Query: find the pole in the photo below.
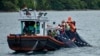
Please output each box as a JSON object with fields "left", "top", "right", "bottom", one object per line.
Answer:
{"left": 43, "top": 22, "right": 45, "bottom": 36}
{"left": 33, "top": 0, "right": 37, "bottom": 19}
{"left": 21, "top": 21, "right": 23, "bottom": 34}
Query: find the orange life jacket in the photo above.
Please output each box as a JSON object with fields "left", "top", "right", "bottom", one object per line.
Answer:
{"left": 68, "top": 22, "right": 76, "bottom": 32}
{"left": 66, "top": 17, "right": 76, "bottom": 32}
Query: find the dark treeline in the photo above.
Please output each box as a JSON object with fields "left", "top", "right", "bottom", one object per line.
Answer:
{"left": 0, "top": 0, "right": 100, "bottom": 11}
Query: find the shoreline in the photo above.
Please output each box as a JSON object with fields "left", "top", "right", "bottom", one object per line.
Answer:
{"left": 0, "top": 9, "right": 100, "bottom": 12}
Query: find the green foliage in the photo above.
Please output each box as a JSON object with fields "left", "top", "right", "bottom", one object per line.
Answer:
{"left": 1, "top": 1, "right": 18, "bottom": 11}
{"left": 0, "top": 0, "right": 100, "bottom": 11}
{"left": 91, "top": 0, "right": 100, "bottom": 9}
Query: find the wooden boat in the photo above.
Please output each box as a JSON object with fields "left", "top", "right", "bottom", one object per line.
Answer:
{"left": 7, "top": 18, "right": 65, "bottom": 52}
{"left": 7, "top": 34, "right": 64, "bottom": 52}
{"left": 7, "top": 10, "right": 91, "bottom": 52}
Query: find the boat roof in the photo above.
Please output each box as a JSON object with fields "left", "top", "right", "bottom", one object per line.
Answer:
{"left": 19, "top": 19, "right": 49, "bottom": 22}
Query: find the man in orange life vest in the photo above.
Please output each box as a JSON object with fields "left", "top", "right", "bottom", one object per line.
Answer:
{"left": 66, "top": 17, "right": 76, "bottom": 32}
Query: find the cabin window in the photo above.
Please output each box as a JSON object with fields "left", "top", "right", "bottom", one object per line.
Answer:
{"left": 23, "top": 21, "right": 35, "bottom": 34}
{"left": 22, "top": 21, "right": 40, "bottom": 34}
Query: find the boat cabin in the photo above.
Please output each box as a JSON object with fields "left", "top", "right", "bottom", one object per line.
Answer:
{"left": 19, "top": 19, "right": 49, "bottom": 36}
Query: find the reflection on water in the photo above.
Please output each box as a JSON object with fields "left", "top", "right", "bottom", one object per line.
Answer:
{"left": 0, "top": 10, "right": 100, "bottom": 56}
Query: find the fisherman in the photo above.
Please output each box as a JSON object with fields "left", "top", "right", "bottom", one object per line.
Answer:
{"left": 23, "top": 21, "right": 29, "bottom": 34}
{"left": 65, "top": 22, "right": 70, "bottom": 31}
{"left": 23, "top": 21, "right": 36, "bottom": 35}
{"left": 66, "top": 17, "right": 76, "bottom": 32}
{"left": 47, "top": 29, "right": 52, "bottom": 36}
{"left": 26, "top": 10, "right": 31, "bottom": 15}
{"left": 25, "top": 10, "right": 31, "bottom": 18}
{"left": 51, "top": 30, "right": 56, "bottom": 37}
{"left": 36, "top": 22, "right": 40, "bottom": 34}
{"left": 31, "top": 21, "right": 36, "bottom": 34}
{"left": 57, "top": 24, "right": 61, "bottom": 29}
{"left": 60, "top": 20, "right": 66, "bottom": 34}
{"left": 21, "top": 5, "right": 31, "bottom": 18}
{"left": 21, "top": 5, "right": 30, "bottom": 15}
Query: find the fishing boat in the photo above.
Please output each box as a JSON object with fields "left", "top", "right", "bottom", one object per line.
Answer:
{"left": 7, "top": 8, "right": 91, "bottom": 52}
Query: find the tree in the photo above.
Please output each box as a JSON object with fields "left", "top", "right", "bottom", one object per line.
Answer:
{"left": 0, "top": 0, "right": 100, "bottom": 11}
{"left": 1, "top": 0, "right": 18, "bottom": 11}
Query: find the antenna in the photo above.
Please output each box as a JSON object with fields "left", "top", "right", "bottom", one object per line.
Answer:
{"left": 34, "top": 0, "right": 36, "bottom": 10}
{"left": 33, "top": 0, "right": 37, "bottom": 19}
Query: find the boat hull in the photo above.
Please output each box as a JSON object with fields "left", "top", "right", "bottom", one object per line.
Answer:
{"left": 7, "top": 31, "right": 91, "bottom": 52}
{"left": 7, "top": 34, "right": 64, "bottom": 52}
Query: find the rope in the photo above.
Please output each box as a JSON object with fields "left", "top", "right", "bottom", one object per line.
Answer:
{"left": 32, "top": 40, "right": 39, "bottom": 50}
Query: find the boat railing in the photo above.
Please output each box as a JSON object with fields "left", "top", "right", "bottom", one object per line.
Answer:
{"left": 19, "top": 10, "right": 48, "bottom": 20}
